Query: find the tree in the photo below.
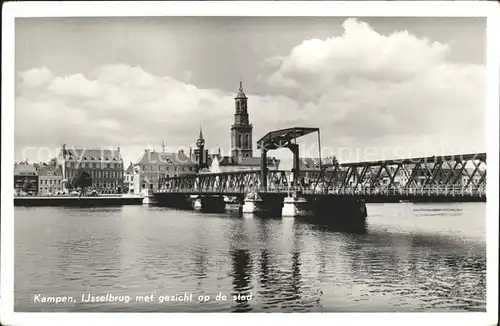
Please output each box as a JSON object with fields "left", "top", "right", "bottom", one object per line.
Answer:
{"left": 71, "top": 169, "right": 92, "bottom": 195}
{"left": 62, "top": 179, "right": 72, "bottom": 191}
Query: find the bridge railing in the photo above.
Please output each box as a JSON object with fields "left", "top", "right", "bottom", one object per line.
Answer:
{"left": 261, "top": 185, "right": 486, "bottom": 196}
{"left": 156, "top": 184, "right": 486, "bottom": 197}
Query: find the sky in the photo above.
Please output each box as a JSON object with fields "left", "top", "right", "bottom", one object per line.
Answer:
{"left": 14, "top": 16, "right": 487, "bottom": 166}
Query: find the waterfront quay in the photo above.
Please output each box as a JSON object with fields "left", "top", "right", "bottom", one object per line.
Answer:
{"left": 14, "top": 194, "right": 143, "bottom": 207}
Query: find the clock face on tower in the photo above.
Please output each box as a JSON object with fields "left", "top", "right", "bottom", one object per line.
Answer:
{"left": 197, "top": 139, "right": 205, "bottom": 147}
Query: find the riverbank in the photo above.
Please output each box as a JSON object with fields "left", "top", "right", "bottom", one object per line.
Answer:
{"left": 14, "top": 195, "right": 143, "bottom": 207}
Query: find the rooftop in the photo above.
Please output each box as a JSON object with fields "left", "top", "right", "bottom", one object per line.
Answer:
{"left": 14, "top": 163, "right": 38, "bottom": 176}
{"left": 62, "top": 148, "right": 123, "bottom": 162}
{"left": 125, "top": 162, "right": 134, "bottom": 173}
{"left": 136, "top": 149, "right": 195, "bottom": 166}
{"left": 38, "top": 166, "right": 63, "bottom": 177}
{"left": 215, "top": 156, "right": 280, "bottom": 167}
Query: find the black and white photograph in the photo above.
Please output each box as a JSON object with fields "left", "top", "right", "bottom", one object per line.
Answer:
{"left": 1, "top": 1, "right": 499, "bottom": 325}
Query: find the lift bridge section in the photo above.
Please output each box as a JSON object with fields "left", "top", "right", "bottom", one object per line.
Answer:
{"left": 157, "top": 127, "right": 487, "bottom": 200}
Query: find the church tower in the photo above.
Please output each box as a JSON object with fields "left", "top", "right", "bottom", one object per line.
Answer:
{"left": 231, "top": 81, "right": 253, "bottom": 158}
{"left": 195, "top": 126, "right": 207, "bottom": 171}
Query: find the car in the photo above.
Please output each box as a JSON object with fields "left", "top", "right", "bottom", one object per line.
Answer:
{"left": 69, "top": 191, "right": 80, "bottom": 196}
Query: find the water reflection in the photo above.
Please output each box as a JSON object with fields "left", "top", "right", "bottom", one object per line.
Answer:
{"left": 230, "top": 249, "right": 253, "bottom": 312}
{"left": 15, "top": 203, "right": 486, "bottom": 312}
{"left": 340, "top": 231, "right": 486, "bottom": 311}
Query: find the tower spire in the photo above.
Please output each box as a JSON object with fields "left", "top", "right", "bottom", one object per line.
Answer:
{"left": 235, "top": 78, "right": 247, "bottom": 99}
{"left": 161, "top": 140, "right": 165, "bottom": 153}
{"left": 231, "top": 78, "right": 252, "bottom": 159}
{"left": 196, "top": 124, "right": 206, "bottom": 171}
{"left": 199, "top": 124, "right": 204, "bottom": 141}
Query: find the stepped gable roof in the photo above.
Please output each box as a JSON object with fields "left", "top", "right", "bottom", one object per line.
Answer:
{"left": 14, "top": 163, "right": 38, "bottom": 176}
{"left": 65, "top": 148, "right": 122, "bottom": 161}
{"left": 38, "top": 166, "right": 63, "bottom": 177}
{"left": 125, "top": 162, "right": 134, "bottom": 173}
{"left": 136, "top": 150, "right": 194, "bottom": 165}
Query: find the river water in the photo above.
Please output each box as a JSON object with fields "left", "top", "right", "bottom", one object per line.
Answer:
{"left": 14, "top": 202, "right": 486, "bottom": 312}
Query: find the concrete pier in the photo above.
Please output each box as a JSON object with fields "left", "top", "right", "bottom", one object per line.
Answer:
{"left": 151, "top": 191, "right": 366, "bottom": 232}
{"left": 306, "top": 196, "right": 367, "bottom": 232}
{"left": 242, "top": 191, "right": 263, "bottom": 214}
{"left": 193, "top": 197, "right": 203, "bottom": 210}
{"left": 282, "top": 193, "right": 311, "bottom": 217}
{"left": 191, "top": 196, "right": 226, "bottom": 213}
{"left": 154, "top": 193, "right": 193, "bottom": 209}
{"left": 225, "top": 196, "right": 243, "bottom": 214}
{"left": 141, "top": 189, "right": 154, "bottom": 205}
{"left": 14, "top": 195, "right": 143, "bottom": 207}
{"left": 242, "top": 197, "right": 263, "bottom": 214}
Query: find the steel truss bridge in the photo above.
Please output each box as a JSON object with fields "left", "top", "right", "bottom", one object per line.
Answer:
{"left": 156, "top": 127, "right": 486, "bottom": 200}
{"left": 157, "top": 152, "right": 487, "bottom": 199}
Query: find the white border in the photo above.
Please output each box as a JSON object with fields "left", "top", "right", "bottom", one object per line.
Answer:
{"left": 2, "top": 1, "right": 499, "bottom": 326}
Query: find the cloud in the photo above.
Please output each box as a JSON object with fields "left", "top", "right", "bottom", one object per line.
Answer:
{"left": 259, "top": 18, "right": 486, "bottom": 158}
{"left": 48, "top": 74, "right": 104, "bottom": 98}
{"left": 16, "top": 64, "right": 264, "bottom": 163}
{"left": 15, "top": 18, "right": 486, "bottom": 164}
{"left": 18, "top": 66, "right": 53, "bottom": 88}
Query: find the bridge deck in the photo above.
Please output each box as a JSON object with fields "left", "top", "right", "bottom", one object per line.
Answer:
{"left": 155, "top": 185, "right": 486, "bottom": 197}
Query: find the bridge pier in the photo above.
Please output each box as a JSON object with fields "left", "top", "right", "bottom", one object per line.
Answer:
{"left": 242, "top": 192, "right": 264, "bottom": 215}
{"left": 224, "top": 196, "right": 244, "bottom": 213}
{"left": 193, "top": 196, "right": 203, "bottom": 210}
{"left": 306, "top": 196, "right": 367, "bottom": 232}
{"left": 152, "top": 193, "right": 193, "bottom": 209}
{"left": 192, "top": 195, "right": 226, "bottom": 213}
{"left": 242, "top": 192, "right": 284, "bottom": 217}
{"left": 282, "top": 192, "right": 312, "bottom": 217}
{"left": 142, "top": 189, "right": 157, "bottom": 205}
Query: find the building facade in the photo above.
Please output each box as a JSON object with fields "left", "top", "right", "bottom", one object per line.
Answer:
{"left": 124, "top": 162, "right": 134, "bottom": 193}
{"left": 38, "top": 166, "right": 63, "bottom": 195}
{"left": 231, "top": 81, "right": 253, "bottom": 159}
{"left": 14, "top": 162, "right": 38, "bottom": 195}
{"left": 133, "top": 148, "right": 197, "bottom": 192}
{"left": 58, "top": 145, "right": 124, "bottom": 194}
{"left": 209, "top": 155, "right": 280, "bottom": 173}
